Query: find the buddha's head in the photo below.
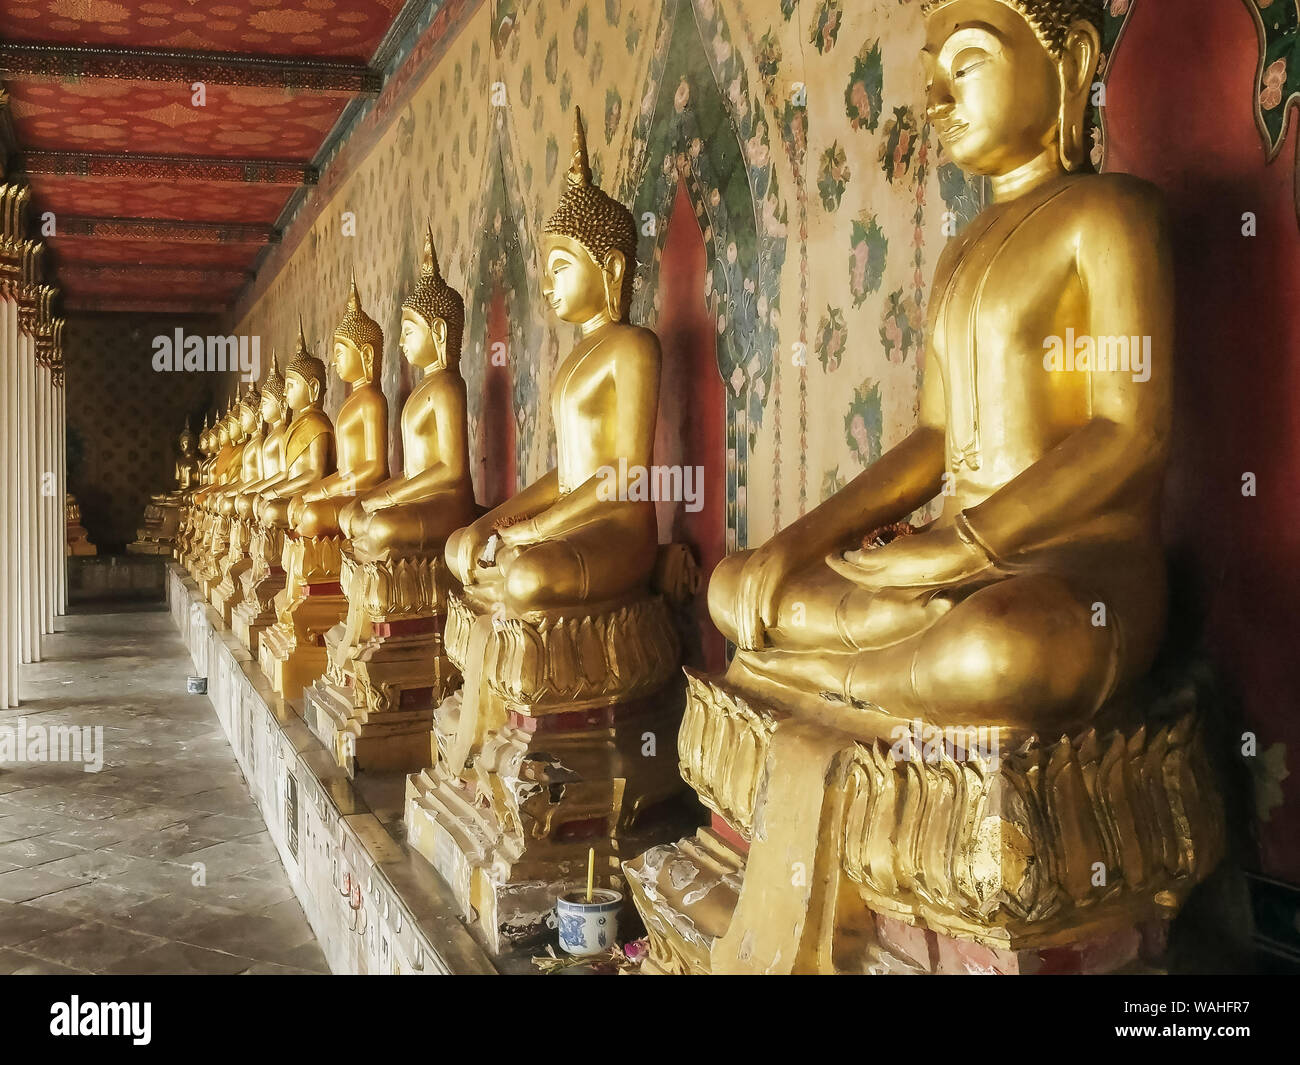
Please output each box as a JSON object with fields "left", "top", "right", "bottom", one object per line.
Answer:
{"left": 333, "top": 277, "right": 383, "bottom": 386}
{"left": 541, "top": 106, "right": 637, "bottom": 327}
{"left": 178, "top": 418, "right": 196, "bottom": 457}
{"left": 261, "top": 350, "right": 288, "bottom": 425}
{"left": 921, "top": 0, "right": 1100, "bottom": 176}
{"left": 215, "top": 417, "right": 230, "bottom": 450}
{"left": 238, "top": 381, "right": 262, "bottom": 437}
{"left": 401, "top": 223, "right": 464, "bottom": 371}
{"left": 286, "top": 318, "right": 328, "bottom": 414}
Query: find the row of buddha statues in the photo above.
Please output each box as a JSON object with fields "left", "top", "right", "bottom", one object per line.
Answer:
{"left": 158, "top": 0, "right": 1224, "bottom": 974}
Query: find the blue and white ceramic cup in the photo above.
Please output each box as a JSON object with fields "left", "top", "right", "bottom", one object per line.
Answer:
{"left": 555, "top": 888, "right": 622, "bottom": 956}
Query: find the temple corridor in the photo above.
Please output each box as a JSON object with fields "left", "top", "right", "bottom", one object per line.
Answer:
{"left": 0, "top": 606, "right": 327, "bottom": 975}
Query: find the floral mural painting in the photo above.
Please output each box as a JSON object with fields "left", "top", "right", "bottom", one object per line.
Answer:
{"left": 878, "top": 105, "right": 919, "bottom": 184}
{"left": 815, "top": 305, "right": 848, "bottom": 372}
{"left": 845, "top": 39, "right": 885, "bottom": 134}
{"left": 1245, "top": 0, "right": 1300, "bottom": 221}
{"left": 810, "top": 0, "right": 844, "bottom": 54}
{"left": 848, "top": 211, "right": 887, "bottom": 306}
{"left": 817, "top": 140, "right": 851, "bottom": 211}
{"left": 844, "top": 378, "right": 884, "bottom": 467}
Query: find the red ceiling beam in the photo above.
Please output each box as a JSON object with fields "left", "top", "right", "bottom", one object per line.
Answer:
{"left": 59, "top": 264, "right": 251, "bottom": 286}
{"left": 0, "top": 42, "right": 381, "bottom": 96}
{"left": 22, "top": 150, "right": 317, "bottom": 186}
{"left": 58, "top": 216, "right": 278, "bottom": 244}
{"left": 62, "top": 294, "right": 227, "bottom": 315}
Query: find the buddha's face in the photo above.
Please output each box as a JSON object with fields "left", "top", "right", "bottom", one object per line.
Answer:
{"left": 399, "top": 310, "right": 439, "bottom": 368}
{"left": 333, "top": 338, "right": 365, "bottom": 384}
{"left": 923, "top": 0, "right": 1059, "bottom": 176}
{"left": 180, "top": 433, "right": 195, "bottom": 456}
{"left": 239, "top": 404, "right": 258, "bottom": 435}
{"left": 261, "top": 392, "right": 282, "bottom": 424}
{"left": 216, "top": 424, "right": 229, "bottom": 448}
{"left": 285, "top": 370, "right": 313, "bottom": 413}
{"left": 542, "top": 235, "right": 609, "bottom": 325}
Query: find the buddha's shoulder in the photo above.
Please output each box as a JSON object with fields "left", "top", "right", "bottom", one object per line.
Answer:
{"left": 291, "top": 409, "right": 333, "bottom": 436}
{"left": 606, "top": 322, "right": 661, "bottom": 360}
{"left": 1052, "top": 171, "right": 1166, "bottom": 219}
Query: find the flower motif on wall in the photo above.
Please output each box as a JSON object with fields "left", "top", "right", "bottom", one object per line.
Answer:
{"left": 937, "top": 158, "right": 985, "bottom": 233}
{"left": 845, "top": 40, "right": 885, "bottom": 133}
{"left": 574, "top": 3, "right": 590, "bottom": 57}
{"left": 821, "top": 466, "right": 847, "bottom": 502}
{"left": 879, "top": 288, "right": 925, "bottom": 364}
{"left": 605, "top": 88, "right": 623, "bottom": 141}
{"left": 756, "top": 30, "right": 781, "bottom": 85}
{"left": 781, "top": 0, "right": 799, "bottom": 21}
{"left": 844, "top": 378, "right": 884, "bottom": 467}
{"left": 878, "top": 105, "right": 919, "bottom": 184}
{"left": 810, "top": 0, "right": 844, "bottom": 55}
{"left": 817, "top": 140, "right": 851, "bottom": 211}
{"left": 605, "top": 0, "right": 622, "bottom": 26}
{"left": 545, "top": 36, "right": 559, "bottom": 83}
{"left": 848, "top": 211, "right": 888, "bottom": 306}
{"left": 815, "top": 305, "right": 848, "bottom": 371}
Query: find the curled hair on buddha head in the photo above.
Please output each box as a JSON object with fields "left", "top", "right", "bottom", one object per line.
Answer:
{"left": 920, "top": 0, "right": 1102, "bottom": 58}
{"left": 334, "top": 275, "right": 384, "bottom": 383}
{"left": 261, "top": 349, "right": 286, "bottom": 405}
{"left": 542, "top": 106, "right": 638, "bottom": 322}
{"left": 402, "top": 222, "right": 465, "bottom": 365}
{"left": 239, "top": 379, "right": 261, "bottom": 419}
{"left": 286, "top": 314, "right": 328, "bottom": 399}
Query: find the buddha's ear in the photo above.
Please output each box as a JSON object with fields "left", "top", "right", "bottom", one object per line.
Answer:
{"left": 1058, "top": 20, "right": 1101, "bottom": 172}
{"left": 360, "top": 342, "right": 375, "bottom": 381}
{"left": 601, "top": 249, "right": 627, "bottom": 321}
{"left": 431, "top": 316, "right": 448, "bottom": 352}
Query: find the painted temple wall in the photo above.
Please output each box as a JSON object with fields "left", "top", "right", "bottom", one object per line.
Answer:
{"left": 226, "top": 0, "right": 1300, "bottom": 882}
{"left": 65, "top": 312, "right": 220, "bottom": 552}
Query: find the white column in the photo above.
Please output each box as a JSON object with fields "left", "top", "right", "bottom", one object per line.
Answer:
{"left": 0, "top": 293, "right": 12, "bottom": 708}
{"left": 57, "top": 368, "right": 66, "bottom": 616}
{"left": 36, "top": 359, "right": 48, "bottom": 636}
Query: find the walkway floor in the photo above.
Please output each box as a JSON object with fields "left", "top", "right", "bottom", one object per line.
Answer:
{"left": 0, "top": 604, "right": 328, "bottom": 974}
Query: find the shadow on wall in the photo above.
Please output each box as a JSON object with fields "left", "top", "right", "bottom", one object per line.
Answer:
{"left": 1107, "top": 0, "right": 1300, "bottom": 882}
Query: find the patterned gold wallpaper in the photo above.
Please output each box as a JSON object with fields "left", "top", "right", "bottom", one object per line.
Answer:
{"left": 64, "top": 312, "right": 220, "bottom": 551}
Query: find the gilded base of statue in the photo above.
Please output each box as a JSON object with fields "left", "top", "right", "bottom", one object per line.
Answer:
{"left": 210, "top": 518, "right": 254, "bottom": 627}
{"left": 304, "top": 552, "right": 457, "bottom": 774}
{"left": 403, "top": 584, "right": 698, "bottom": 954}
{"left": 231, "top": 524, "right": 286, "bottom": 657}
{"left": 196, "top": 515, "right": 231, "bottom": 601}
{"left": 258, "top": 533, "right": 347, "bottom": 702}
{"left": 127, "top": 498, "right": 184, "bottom": 556}
{"left": 623, "top": 669, "right": 1225, "bottom": 975}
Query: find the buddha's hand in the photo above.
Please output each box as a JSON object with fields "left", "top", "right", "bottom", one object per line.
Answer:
{"left": 496, "top": 517, "right": 541, "bottom": 549}
{"left": 455, "top": 519, "right": 495, "bottom": 584}
{"left": 830, "top": 527, "right": 989, "bottom": 591}
{"left": 732, "top": 542, "right": 793, "bottom": 651}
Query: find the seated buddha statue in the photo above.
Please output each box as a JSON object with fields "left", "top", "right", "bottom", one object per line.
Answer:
{"left": 445, "top": 109, "right": 660, "bottom": 612}
{"left": 286, "top": 280, "right": 390, "bottom": 539}
{"left": 130, "top": 417, "right": 201, "bottom": 554}
{"left": 340, "top": 227, "right": 475, "bottom": 561}
{"left": 234, "top": 352, "right": 289, "bottom": 522}
{"left": 255, "top": 324, "right": 335, "bottom": 531}
{"left": 309, "top": 228, "right": 476, "bottom": 770}
{"left": 626, "top": 0, "right": 1221, "bottom": 977}
{"left": 405, "top": 111, "right": 690, "bottom": 952}
{"left": 710, "top": 0, "right": 1171, "bottom": 740}
{"left": 215, "top": 382, "right": 263, "bottom": 520}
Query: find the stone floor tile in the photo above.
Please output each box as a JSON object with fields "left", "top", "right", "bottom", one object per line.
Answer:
{"left": 17, "top": 920, "right": 166, "bottom": 970}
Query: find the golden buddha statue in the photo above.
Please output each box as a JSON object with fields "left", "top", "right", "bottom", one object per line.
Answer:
{"left": 214, "top": 365, "right": 284, "bottom": 625}
{"left": 625, "top": 0, "right": 1222, "bottom": 975}
{"left": 260, "top": 288, "right": 389, "bottom": 700}
{"left": 180, "top": 413, "right": 219, "bottom": 571}
{"left": 128, "top": 417, "right": 201, "bottom": 555}
{"left": 405, "top": 109, "right": 692, "bottom": 953}
{"left": 195, "top": 402, "right": 245, "bottom": 597}
{"left": 234, "top": 326, "right": 335, "bottom": 657}
{"left": 306, "top": 226, "right": 478, "bottom": 771}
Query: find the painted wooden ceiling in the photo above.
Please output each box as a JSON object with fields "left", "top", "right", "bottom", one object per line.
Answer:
{"left": 1, "top": 0, "right": 416, "bottom": 313}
